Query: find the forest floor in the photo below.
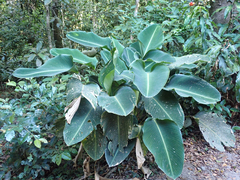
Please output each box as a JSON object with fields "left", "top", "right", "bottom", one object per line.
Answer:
{"left": 95, "top": 129, "right": 240, "bottom": 180}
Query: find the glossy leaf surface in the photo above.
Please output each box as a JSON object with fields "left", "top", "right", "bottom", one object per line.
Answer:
{"left": 165, "top": 74, "right": 221, "bottom": 104}
{"left": 131, "top": 60, "right": 169, "bottom": 98}
{"left": 82, "top": 126, "right": 107, "bottom": 160}
{"left": 101, "top": 112, "right": 133, "bottom": 153}
{"left": 138, "top": 24, "right": 164, "bottom": 56}
{"left": 143, "top": 118, "right": 184, "bottom": 179}
{"left": 143, "top": 90, "right": 184, "bottom": 128}
{"left": 105, "top": 139, "right": 136, "bottom": 167}
{"left": 50, "top": 48, "right": 98, "bottom": 68}
{"left": 63, "top": 98, "right": 104, "bottom": 146}
{"left": 98, "top": 86, "right": 136, "bottom": 116}
{"left": 144, "top": 50, "right": 175, "bottom": 63}
{"left": 13, "top": 55, "right": 73, "bottom": 78}
{"left": 67, "top": 31, "right": 111, "bottom": 48}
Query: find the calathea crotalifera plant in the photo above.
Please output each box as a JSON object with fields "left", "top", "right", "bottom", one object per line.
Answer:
{"left": 13, "top": 24, "right": 225, "bottom": 179}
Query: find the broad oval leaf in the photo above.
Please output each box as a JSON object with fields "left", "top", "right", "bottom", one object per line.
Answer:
{"left": 195, "top": 112, "right": 235, "bottom": 152}
{"left": 63, "top": 98, "right": 104, "bottom": 146}
{"left": 13, "top": 55, "right": 73, "bottom": 78}
{"left": 130, "top": 41, "right": 143, "bottom": 56}
{"left": 144, "top": 50, "right": 175, "bottom": 63}
{"left": 138, "top": 24, "right": 164, "bottom": 56}
{"left": 98, "top": 86, "right": 136, "bottom": 116}
{"left": 165, "top": 74, "right": 221, "bottom": 104}
{"left": 98, "top": 60, "right": 115, "bottom": 94}
{"left": 50, "top": 48, "right": 98, "bottom": 68}
{"left": 143, "top": 90, "right": 184, "bottom": 128}
{"left": 105, "top": 139, "right": 136, "bottom": 167}
{"left": 101, "top": 112, "right": 133, "bottom": 153}
{"left": 169, "top": 54, "right": 210, "bottom": 69}
{"left": 82, "top": 126, "right": 107, "bottom": 161}
{"left": 131, "top": 60, "right": 170, "bottom": 98}
{"left": 114, "top": 57, "right": 127, "bottom": 75}
{"left": 143, "top": 118, "right": 184, "bottom": 179}
{"left": 67, "top": 31, "right": 111, "bottom": 49}
{"left": 114, "top": 70, "right": 134, "bottom": 82}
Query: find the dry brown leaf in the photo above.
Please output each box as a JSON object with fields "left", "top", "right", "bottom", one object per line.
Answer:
{"left": 136, "top": 138, "right": 145, "bottom": 169}
{"left": 141, "top": 166, "right": 152, "bottom": 180}
{"left": 83, "top": 156, "right": 90, "bottom": 178}
{"left": 65, "top": 96, "right": 81, "bottom": 124}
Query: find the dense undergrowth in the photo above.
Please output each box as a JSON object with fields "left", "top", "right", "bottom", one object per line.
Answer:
{"left": 0, "top": 0, "right": 240, "bottom": 179}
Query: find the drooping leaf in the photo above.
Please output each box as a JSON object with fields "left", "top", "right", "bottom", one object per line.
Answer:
{"left": 101, "top": 112, "right": 133, "bottom": 153}
{"left": 138, "top": 24, "right": 164, "bottom": 56}
{"left": 143, "top": 90, "right": 184, "bottom": 128}
{"left": 98, "top": 86, "right": 136, "bottom": 116}
{"left": 67, "top": 31, "right": 111, "bottom": 49}
{"left": 67, "top": 78, "right": 100, "bottom": 108}
{"left": 13, "top": 55, "right": 73, "bottom": 78}
{"left": 195, "top": 112, "right": 235, "bottom": 151}
{"left": 169, "top": 54, "right": 210, "bottom": 69}
{"left": 164, "top": 74, "right": 221, "bottom": 104}
{"left": 144, "top": 50, "right": 175, "bottom": 63}
{"left": 142, "top": 118, "right": 184, "bottom": 179}
{"left": 100, "top": 49, "right": 112, "bottom": 64}
{"left": 121, "top": 47, "right": 139, "bottom": 66}
{"left": 50, "top": 48, "right": 98, "bottom": 68}
{"left": 131, "top": 60, "right": 170, "bottom": 98}
{"left": 105, "top": 139, "right": 136, "bottom": 167}
{"left": 98, "top": 60, "right": 115, "bottom": 94}
{"left": 136, "top": 138, "right": 145, "bottom": 169}
{"left": 82, "top": 126, "right": 107, "bottom": 161}
{"left": 63, "top": 98, "right": 104, "bottom": 146}
{"left": 65, "top": 96, "right": 81, "bottom": 124}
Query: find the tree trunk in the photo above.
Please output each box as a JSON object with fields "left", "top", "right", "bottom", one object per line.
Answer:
{"left": 52, "top": 0, "right": 63, "bottom": 48}
{"left": 209, "top": 0, "right": 234, "bottom": 25}
{"left": 46, "top": 4, "right": 53, "bottom": 51}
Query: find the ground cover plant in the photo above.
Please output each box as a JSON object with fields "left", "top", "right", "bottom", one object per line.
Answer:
{"left": 11, "top": 23, "right": 236, "bottom": 179}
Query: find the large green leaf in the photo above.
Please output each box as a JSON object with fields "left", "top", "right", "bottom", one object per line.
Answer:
{"left": 114, "top": 70, "right": 134, "bottom": 82}
{"left": 121, "top": 47, "right": 139, "bottom": 67}
{"left": 101, "top": 112, "right": 133, "bottom": 153}
{"left": 169, "top": 54, "right": 210, "bottom": 69}
{"left": 130, "top": 41, "right": 143, "bottom": 56}
{"left": 144, "top": 50, "right": 175, "bottom": 63}
{"left": 164, "top": 74, "right": 221, "bottom": 104}
{"left": 100, "top": 49, "right": 112, "bottom": 64}
{"left": 98, "top": 86, "right": 136, "bottom": 116}
{"left": 67, "top": 31, "right": 111, "bottom": 49}
{"left": 105, "top": 139, "right": 136, "bottom": 167}
{"left": 137, "top": 24, "right": 164, "bottom": 56}
{"left": 82, "top": 126, "right": 107, "bottom": 161}
{"left": 67, "top": 78, "right": 100, "bottom": 109}
{"left": 131, "top": 60, "right": 170, "bottom": 98}
{"left": 195, "top": 112, "right": 235, "bottom": 152}
{"left": 63, "top": 98, "right": 104, "bottom": 146}
{"left": 142, "top": 118, "right": 184, "bottom": 179}
{"left": 143, "top": 90, "right": 184, "bottom": 128}
{"left": 13, "top": 55, "right": 73, "bottom": 78}
{"left": 50, "top": 48, "right": 98, "bottom": 68}
{"left": 98, "top": 60, "right": 115, "bottom": 94}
